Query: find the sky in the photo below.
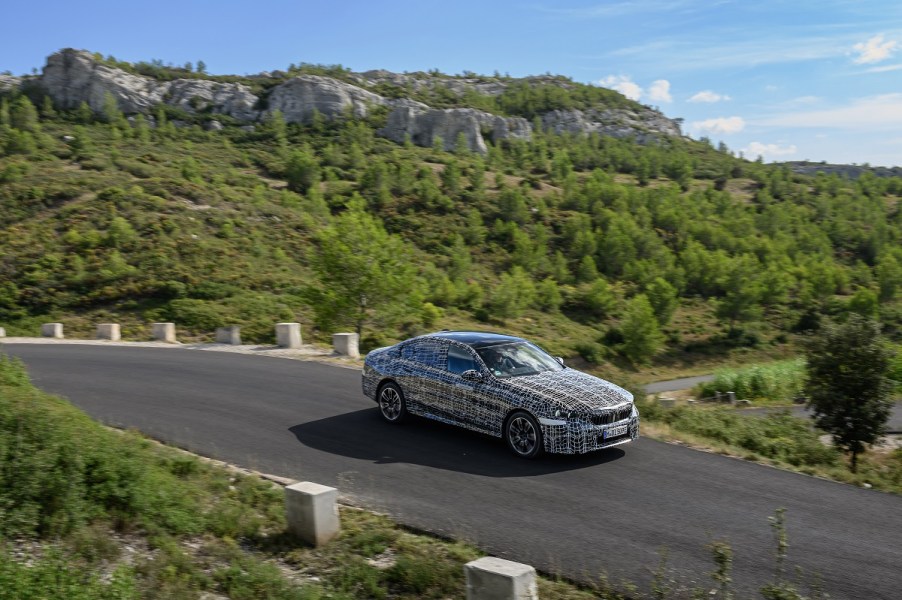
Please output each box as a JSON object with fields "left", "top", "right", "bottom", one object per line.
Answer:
{"left": 2, "top": 1, "right": 901, "bottom": 167}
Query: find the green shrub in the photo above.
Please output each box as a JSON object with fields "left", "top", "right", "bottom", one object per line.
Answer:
{"left": 696, "top": 359, "right": 806, "bottom": 403}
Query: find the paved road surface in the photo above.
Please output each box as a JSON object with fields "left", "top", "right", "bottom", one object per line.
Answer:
{"left": 5, "top": 344, "right": 901, "bottom": 600}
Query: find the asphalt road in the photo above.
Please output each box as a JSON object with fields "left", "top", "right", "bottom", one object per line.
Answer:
{"left": 5, "top": 343, "right": 901, "bottom": 599}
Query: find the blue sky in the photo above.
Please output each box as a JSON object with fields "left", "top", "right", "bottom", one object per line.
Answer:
{"left": 3, "top": 1, "right": 901, "bottom": 167}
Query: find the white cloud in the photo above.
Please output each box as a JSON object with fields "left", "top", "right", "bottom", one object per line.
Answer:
{"left": 599, "top": 75, "right": 642, "bottom": 100}
{"left": 866, "top": 63, "right": 902, "bottom": 73}
{"left": 648, "top": 79, "right": 672, "bottom": 103}
{"left": 853, "top": 34, "right": 898, "bottom": 64}
{"left": 690, "top": 116, "right": 746, "bottom": 135}
{"left": 688, "top": 90, "right": 731, "bottom": 103}
{"left": 759, "top": 93, "right": 902, "bottom": 130}
{"left": 742, "top": 142, "right": 798, "bottom": 160}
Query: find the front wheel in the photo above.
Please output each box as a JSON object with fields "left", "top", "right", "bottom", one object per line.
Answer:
{"left": 505, "top": 411, "right": 543, "bottom": 458}
{"left": 378, "top": 382, "right": 407, "bottom": 424}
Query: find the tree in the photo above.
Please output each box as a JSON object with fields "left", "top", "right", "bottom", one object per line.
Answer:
{"left": 284, "top": 148, "right": 320, "bottom": 193}
{"left": 619, "top": 294, "right": 664, "bottom": 364}
{"left": 309, "top": 196, "right": 422, "bottom": 336}
{"left": 805, "top": 315, "right": 895, "bottom": 472}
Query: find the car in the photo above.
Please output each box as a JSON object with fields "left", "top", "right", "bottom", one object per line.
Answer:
{"left": 362, "top": 331, "right": 639, "bottom": 458}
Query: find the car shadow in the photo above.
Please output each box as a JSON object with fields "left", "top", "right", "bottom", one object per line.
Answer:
{"left": 288, "top": 407, "right": 625, "bottom": 477}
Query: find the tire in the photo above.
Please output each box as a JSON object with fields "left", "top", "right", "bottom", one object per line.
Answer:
{"left": 378, "top": 382, "right": 407, "bottom": 424}
{"left": 505, "top": 410, "right": 543, "bottom": 459}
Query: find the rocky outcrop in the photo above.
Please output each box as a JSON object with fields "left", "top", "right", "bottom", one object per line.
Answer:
{"left": 39, "top": 49, "right": 258, "bottom": 120}
{"left": 0, "top": 74, "right": 22, "bottom": 93}
{"left": 543, "top": 107, "right": 681, "bottom": 142}
{"left": 380, "top": 106, "right": 531, "bottom": 154}
{"left": 21, "top": 48, "right": 682, "bottom": 154}
{"left": 266, "top": 75, "right": 389, "bottom": 122}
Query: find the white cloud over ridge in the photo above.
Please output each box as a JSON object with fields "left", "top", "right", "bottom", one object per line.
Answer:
{"left": 853, "top": 34, "right": 898, "bottom": 65}
{"left": 648, "top": 79, "right": 672, "bottom": 103}
{"left": 743, "top": 142, "right": 797, "bottom": 160}
{"left": 599, "top": 75, "right": 672, "bottom": 103}
{"left": 689, "top": 90, "right": 730, "bottom": 103}
{"left": 599, "top": 75, "right": 643, "bottom": 100}
{"left": 690, "top": 116, "right": 746, "bottom": 134}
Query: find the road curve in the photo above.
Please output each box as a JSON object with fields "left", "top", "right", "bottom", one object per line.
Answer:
{"left": 4, "top": 343, "right": 901, "bottom": 600}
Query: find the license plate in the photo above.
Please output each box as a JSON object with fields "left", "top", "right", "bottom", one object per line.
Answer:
{"left": 603, "top": 424, "right": 628, "bottom": 439}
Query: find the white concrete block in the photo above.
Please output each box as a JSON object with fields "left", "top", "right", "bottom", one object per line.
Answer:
{"left": 465, "top": 557, "right": 538, "bottom": 600}
{"left": 152, "top": 322, "right": 177, "bottom": 343}
{"left": 0, "top": 327, "right": 5, "bottom": 337}
{"left": 96, "top": 323, "right": 121, "bottom": 341}
{"left": 276, "top": 322, "right": 302, "bottom": 348}
{"left": 215, "top": 326, "right": 241, "bottom": 345}
{"left": 41, "top": 323, "right": 64, "bottom": 339}
{"left": 332, "top": 332, "right": 360, "bottom": 358}
{"left": 284, "top": 481, "right": 340, "bottom": 546}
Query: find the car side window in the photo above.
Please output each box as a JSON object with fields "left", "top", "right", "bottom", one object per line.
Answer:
{"left": 447, "top": 344, "right": 477, "bottom": 375}
{"left": 400, "top": 339, "right": 445, "bottom": 369}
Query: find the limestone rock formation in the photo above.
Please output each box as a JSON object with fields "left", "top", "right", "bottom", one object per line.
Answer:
{"left": 17, "top": 48, "right": 683, "bottom": 154}
{"left": 0, "top": 74, "right": 22, "bottom": 93}
{"left": 265, "top": 75, "right": 389, "bottom": 122}
{"left": 39, "top": 49, "right": 258, "bottom": 120}
{"left": 380, "top": 106, "right": 531, "bottom": 154}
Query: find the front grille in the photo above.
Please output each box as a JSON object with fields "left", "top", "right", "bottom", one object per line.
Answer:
{"left": 588, "top": 405, "right": 632, "bottom": 426}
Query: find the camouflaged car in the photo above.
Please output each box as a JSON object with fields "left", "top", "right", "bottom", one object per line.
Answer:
{"left": 362, "top": 331, "right": 639, "bottom": 458}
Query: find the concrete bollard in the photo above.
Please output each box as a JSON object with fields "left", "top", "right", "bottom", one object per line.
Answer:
{"left": 276, "top": 322, "right": 302, "bottom": 349}
{"left": 727, "top": 391, "right": 736, "bottom": 405}
{"left": 332, "top": 333, "right": 360, "bottom": 358}
{"left": 0, "top": 327, "right": 5, "bottom": 337}
{"left": 152, "top": 323, "right": 177, "bottom": 343}
{"left": 657, "top": 397, "right": 676, "bottom": 409}
{"left": 465, "top": 557, "right": 538, "bottom": 600}
{"left": 215, "top": 326, "right": 242, "bottom": 345}
{"left": 96, "top": 323, "right": 121, "bottom": 341}
{"left": 284, "top": 482, "right": 340, "bottom": 547}
{"left": 41, "top": 323, "right": 64, "bottom": 339}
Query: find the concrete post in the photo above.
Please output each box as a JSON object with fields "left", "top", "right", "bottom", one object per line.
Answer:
{"left": 215, "top": 326, "right": 242, "bottom": 345}
{"left": 41, "top": 323, "right": 64, "bottom": 339}
{"left": 284, "top": 482, "right": 340, "bottom": 547}
{"left": 152, "top": 323, "right": 177, "bottom": 343}
{"left": 465, "top": 557, "right": 538, "bottom": 600}
{"left": 276, "top": 323, "right": 302, "bottom": 349}
{"left": 332, "top": 333, "right": 360, "bottom": 358}
{"left": 727, "top": 391, "right": 736, "bottom": 405}
{"left": 715, "top": 391, "right": 722, "bottom": 403}
{"left": 96, "top": 323, "right": 121, "bottom": 341}
{"left": 0, "top": 327, "right": 5, "bottom": 337}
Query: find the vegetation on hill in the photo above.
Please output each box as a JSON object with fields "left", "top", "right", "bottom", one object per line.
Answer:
{"left": 1, "top": 64, "right": 901, "bottom": 379}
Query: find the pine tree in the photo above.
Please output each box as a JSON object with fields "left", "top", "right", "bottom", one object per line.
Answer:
{"left": 805, "top": 315, "right": 894, "bottom": 472}
{"left": 620, "top": 294, "right": 665, "bottom": 364}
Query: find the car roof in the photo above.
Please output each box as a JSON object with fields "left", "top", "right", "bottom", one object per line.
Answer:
{"left": 426, "top": 330, "right": 526, "bottom": 349}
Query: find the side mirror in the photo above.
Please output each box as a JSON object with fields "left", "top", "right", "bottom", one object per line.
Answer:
{"left": 461, "top": 369, "right": 484, "bottom": 382}
{"left": 555, "top": 356, "right": 565, "bottom": 367}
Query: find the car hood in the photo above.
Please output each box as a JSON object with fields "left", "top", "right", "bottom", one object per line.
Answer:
{"left": 501, "top": 368, "right": 632, "bottom": 411}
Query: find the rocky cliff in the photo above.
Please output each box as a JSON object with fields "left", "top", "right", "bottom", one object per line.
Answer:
{"left": 13, "top": 48, "right": 683, "bottom": 154}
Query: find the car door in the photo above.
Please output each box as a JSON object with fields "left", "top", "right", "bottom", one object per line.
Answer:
{"left": 439, "top": 343, "right": 504, "bottom": 434}
{"left": 397, "top": 338, "right": 448, "bottom": 416}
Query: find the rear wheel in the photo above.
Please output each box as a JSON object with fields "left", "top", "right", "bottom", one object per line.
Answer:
{"left": 378, "top": 382, "right": 407, "bottom": 424}
{"left": 505, "top": 410, "right": 543, "bottom": 458}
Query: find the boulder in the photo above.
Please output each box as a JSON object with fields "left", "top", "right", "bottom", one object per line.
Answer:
{"left": 266, "top": 75, "right": 388, "bottom": 123}
{"left": 165, "top": 79, "right": 259, "bottom": 121}
{"left": 381, "top": 106, "right": 531, "bottom": 154}
{"left": 0, "top": 74, "right": 22, "bottom": 93}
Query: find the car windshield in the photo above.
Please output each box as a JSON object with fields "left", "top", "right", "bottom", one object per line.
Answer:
{"left": 475, "top": 342, "right": 563, "bottom": 378}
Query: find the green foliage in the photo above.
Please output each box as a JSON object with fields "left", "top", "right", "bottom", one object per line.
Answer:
{"left": 619, "top": 294, "right": 664, "bottom": 364}
{"left": 696, "top": 359, "right": 807, "bottom": 404}
{"left": 0, "top": 548, "right": 138, "bottom": 600}
{"left": 805, "top": 315, "right": 895, "bottom": 471}
{"left": 309, "top": 196, "right": 423, "bottom": 335}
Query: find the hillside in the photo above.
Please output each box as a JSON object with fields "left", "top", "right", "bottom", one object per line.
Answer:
{"left": 1, "top": 50, "right": 901, "bottom": 380}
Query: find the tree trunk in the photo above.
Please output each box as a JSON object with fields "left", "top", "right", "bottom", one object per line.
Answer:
{"left": 850, "top": 450, "right": 858, "bottom": 473}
